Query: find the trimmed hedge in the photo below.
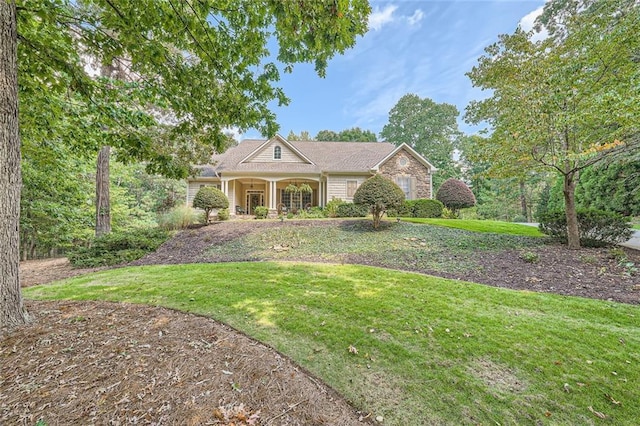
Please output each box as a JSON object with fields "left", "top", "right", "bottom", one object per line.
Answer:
{"left": 538, "top": 209, "right": 633, "bottom": 247}
{"left": 388, "top": 199, "right": 443, "bottom": 218}
{"left": 411, "top": 199, "right": 444, "bottom": 218}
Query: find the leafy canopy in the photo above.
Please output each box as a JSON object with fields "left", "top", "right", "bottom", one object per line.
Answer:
{"left": 436, "top": 178, "right": 476, "bottom": 215}
{"left": 354, "top": 174, "right": 405, "bottom": 229}
{"left": 17, "top": 0, "right": 372, "bottom": 177}
{"left": 380, "top": 94, "right": 461, "bottom": 187}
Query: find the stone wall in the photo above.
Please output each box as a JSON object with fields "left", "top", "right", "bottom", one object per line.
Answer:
{"left": 378, "top": 148, "right": 432, "bottom": 199}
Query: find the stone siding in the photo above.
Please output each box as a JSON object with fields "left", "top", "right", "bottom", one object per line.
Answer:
{"left": 378, "top": 149, "right": 432, "bottom": 199}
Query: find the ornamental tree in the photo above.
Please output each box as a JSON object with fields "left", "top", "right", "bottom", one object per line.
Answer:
{"left": 353, "top": 174, "right": 405, "bottom": 229}
{"left": 435, "top": 178, "right": 476, "bottom": 216}
{"left": 193, "top": 187, "right": 229, "bottom": 223}
{"left": 465, "top": 0, "right": 640, "bottom": 249}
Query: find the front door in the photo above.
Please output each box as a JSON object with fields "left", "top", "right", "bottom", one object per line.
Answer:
{"left": 246, "top": 191, "right": 264, "bottom": 214}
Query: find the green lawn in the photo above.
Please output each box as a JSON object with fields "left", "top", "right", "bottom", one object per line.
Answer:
{"left": 205, "top": 220, "right": 544, "bottom": 275}
{"left": 400, "top": 218, "right": 545, "bottom": 237}
{"left": 26, "top": 262, "right": 640, "bottom": 425}
{"left": 633, "top": 224, "right": 640, "bottom": 230}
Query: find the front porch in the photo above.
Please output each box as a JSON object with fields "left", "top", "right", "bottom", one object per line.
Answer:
{"left": 227, "top": 177, "right": 324, "bottom": 217}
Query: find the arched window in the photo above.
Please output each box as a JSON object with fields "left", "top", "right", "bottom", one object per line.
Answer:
{"left": 274, "top": 146, "right": 282, "bottom": 160}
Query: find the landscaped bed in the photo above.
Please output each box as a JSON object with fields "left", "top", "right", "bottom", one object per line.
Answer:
{"left": 4, "top": 219, "right": 640, "bottom": 425}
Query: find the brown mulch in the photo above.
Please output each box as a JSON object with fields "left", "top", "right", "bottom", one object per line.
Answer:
{"left": 3, "top": 220, "right": 640, "bottom": 425}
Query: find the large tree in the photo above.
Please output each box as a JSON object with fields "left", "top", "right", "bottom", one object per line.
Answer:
{"left": 316, "top": 127, "right": 377, "bottom": 142}
{"left": 0, "top": 0, "right": 371, "bottom": 329}
{"left": 380, "top": 94, "right": 461, "bottom": 188}
{"left": 466, "top": 0, "right": 640, "bottom": 249}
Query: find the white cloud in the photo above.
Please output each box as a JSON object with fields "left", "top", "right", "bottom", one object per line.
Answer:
{"left": 368, "top": 5, "right": 397, "bottom": 31}
{"left": 407, "top": 9, "right": 424, "bottom": 27}
{"left": 519, "top": 4, "right": 549, "bottom": 41}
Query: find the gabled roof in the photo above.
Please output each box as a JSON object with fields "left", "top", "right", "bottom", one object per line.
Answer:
{"left": 239, "top": 134, "right": 314, "bottom": 165}
{"left": 373, "top": 143, "right": 438, "bottom": 171}
{"left": 199, "top": 135, "right": 431, "bottom": 176}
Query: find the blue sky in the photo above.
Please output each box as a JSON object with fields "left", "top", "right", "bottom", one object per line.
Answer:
{"left": 244, "top": 0, "right": 546, "bottom": 140}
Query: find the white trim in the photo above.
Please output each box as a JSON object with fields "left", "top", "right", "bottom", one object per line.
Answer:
{"left": 373, "top": 143, "right": 437, "bottom": 171}
{"left": 238, "top": 134, "right": 315, "bottom": 165}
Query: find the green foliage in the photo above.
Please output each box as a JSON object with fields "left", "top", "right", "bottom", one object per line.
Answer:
{"left": 315, "top": 127, "right": 377, "bottom": 142}
{"left": 336, "top": 203, "right": 369, "bottom": 218}
{"left": 539, "top": 209, "right": 633, "bottom": 247}
{"left": 68, "top": 228, "right": 170, "bottom": 267}
{"left": 353, "top": 174, "right": 405, "bottom": 228}
{"left": 410, "top": 199, "right": 444, "bottom": 218}
{"left": 296, "top": 206, "right": 326, "bottom": 219}
{"left": 436, "top": 179, "right": 476, "bottom": 215}
{"left": 465, "top": 0, "right": 640, "bottom": 247}
{"left": 325, "top": 198, "right": 344, "bottom": 218}
{"left": 576, "top": 161, "right": 640, "bottom": 216}
{"left": 254, "top": 206, "right": 269, "bottom": 219}
{"left": 519, "top": 251, "right": 539, "bottom": 263}
{"left": 193, "top": 186, "right": 229, "bottom": 222}
{"left": 157, "top": 205, "right": 199, "bottom": 230}
{"left": 217, "top": 208, "right": 230, "bottom": 221}
{"left": 388, "top": 199, "right": 444, "bottom": 218}
{"left": 381, "top": 94, "right": 461, "bottom": 188}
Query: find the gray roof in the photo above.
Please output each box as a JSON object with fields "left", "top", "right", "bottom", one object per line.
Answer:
{"left": 202, "top": 139, "right": 397, "bottom": 175}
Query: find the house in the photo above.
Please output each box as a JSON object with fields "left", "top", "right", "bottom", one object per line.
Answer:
{"left": 187, "top": 134, "right": 436, "bottom": 216}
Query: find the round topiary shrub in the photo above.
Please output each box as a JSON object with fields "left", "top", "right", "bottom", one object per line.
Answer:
{"left": 353, "top": 174, "right": 405, "bottom": 228}
{"left": 435, "top": 178, "right": 476, "bottom": 217}
{"left": 192, "top": 186, "right": 229, "bottom": 223}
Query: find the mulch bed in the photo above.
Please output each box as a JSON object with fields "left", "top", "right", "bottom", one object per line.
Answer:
{"left": 3, "top": 219, "right": 639, "bottom": 425}
{"left": 1, "top": 300, "right": 367, "bottom": 425}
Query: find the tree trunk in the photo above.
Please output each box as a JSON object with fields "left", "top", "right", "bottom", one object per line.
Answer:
{"left": 519, "top": 180, "right": 528, "bottom": 220}
{"left": 95, "top": 146, "right": 111, "bottom": 236}
{"left": 0, "top": 1, "right": 29, "bottom": 329}
{"left": 563, "top": 172, "right": 580, "bottom": 249}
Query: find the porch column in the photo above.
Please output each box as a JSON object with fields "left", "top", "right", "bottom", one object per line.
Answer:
{"left": 222, "top": 179, "right": 228, "bottom": 197}
{"left": 269, "top": 180, "right": 277, "bottom": 210}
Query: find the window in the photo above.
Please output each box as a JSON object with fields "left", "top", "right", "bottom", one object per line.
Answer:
{"left": 280, "top": 189, "right": 312, "bottom": 210}
{"left": 274, "top": 146, "right": 282, "bottom": 160}
{"left": 396, "top": 176, "right": 412, "bottom": 199}
{"left": 346, "top": 180, "right": 358, "bottom": 197}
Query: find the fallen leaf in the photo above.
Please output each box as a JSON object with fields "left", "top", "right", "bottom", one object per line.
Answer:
{"left": 563, "top": 383, "right": 570, "bottom": 393}
{"left": 544, "top": 411, "right": 552, "bottom": 417}
{"left": 348, "top": 345, "right": 358, "bottom": 355}
{"left": 605, "top": 394, "right": 621, "bottom": 406}
{"left": 588, "top": 406, "right": 606, "bottom": 419}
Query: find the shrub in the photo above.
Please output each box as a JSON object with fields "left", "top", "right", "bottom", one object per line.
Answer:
{"left": 435, "top": 179, "right": 476, "bottom": 216}
{"left": 411, "top": 199, "right": 444, "bottom": 218}
{"left": 441, "top": 207, "right": 458, "bottom": 219}
{"left": 538, "top": 209, "right": 633, "bottom": 247}
{"left": 157, "top": 205, "right": 199, "bottom": 230}
{"left": 217, "top": 208, "right": 229, "bottom": 221}
{"left": 193, "top": 186, "right": 229, "bottom": 223}
{"left": 353, "top": 174, "right": 405, "bottom": 228}
{"left": 387, "top": 200, "right": 413, "bottom": 218}
{"left": 325, "top": 198, "right": 344, "bottom": 218}
{"left": 68, "top": 228, "right": 170, "bottom": 267}
{"left": 336, "top": 202, "right": 369, "bottom": 218}
{"left": 254, "top": 206, "right": 269, "bottom": 219}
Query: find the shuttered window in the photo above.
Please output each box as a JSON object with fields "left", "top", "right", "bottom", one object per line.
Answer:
{"left": 395, "top": 176, "right": 416, "bottom": 200}
{"left": 346, "top": 180, "right": 358, "bottom": 197}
